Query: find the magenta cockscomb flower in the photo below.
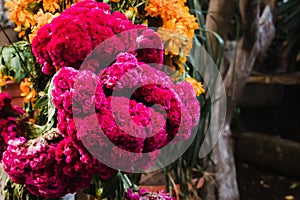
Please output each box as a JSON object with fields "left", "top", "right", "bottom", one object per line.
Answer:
{"left": 2, "top": 133, "right": 70, "bottom": 198}
{"left": 32, "top": 1, "right": 138, "bottom": 74}
{"left": 174, "top": 81, "right": 200, "bottom": 127}
{"left": 31, "top": 24, "right": 55, "bottom": 75}
{"left": 1, "top": 137, "right": 28, "bottom": 184}
{"left": 52, "top": 52, "right": 199, "bottom": 157}
{"left": 52, "top": 67, "right": 79, "bottom": 96}
{"left": 1, "top": 129, "right": 114, "bottom": 198}
{"left": 136, "top": 29, "right": 164, "bottom": 70}
{"left": 32, "top": 0, "right": 164, "bottom": 75}
{"left": 48, "top": 48, "right": 200, "bottom": 197}
{"left": 0, "top": 92, "right": 27, "bottom": 159}
{"left": 99, "top": 52, "right": 171, "bottom": 95}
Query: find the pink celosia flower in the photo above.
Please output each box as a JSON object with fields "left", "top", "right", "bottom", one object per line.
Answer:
{"left": 136, "top": 29, "right": 164, "bottom": 69}
{"left": 174, "top": 81, "right": 200, "bottom": 127}
{"left": 0, "top": 93, "right": 27, "bottom": 159}
{"left": 49, "top": 51, "right": 200, "bottom": 197}
{"left": 31, "top": 24, "right": 55, "bottom": 75}
{"left": 32, "top": 1, "right": 140, "bottom": 74}
{"left": 2, "top": 130, "right": 111, "bottom": 198}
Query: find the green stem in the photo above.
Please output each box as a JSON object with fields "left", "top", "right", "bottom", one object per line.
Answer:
{"left": 0, "top": 24, "right": 35, "bottom": 80}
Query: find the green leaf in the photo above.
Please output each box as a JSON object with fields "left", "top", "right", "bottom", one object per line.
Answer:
{"left": 42, "top": 110, "right": 55, "bottom": 133}
{"left": 47, "top": 95, "right": 56, "bottom": 121}
{"left": 1, "top": 46, "right": 15, "bottom": 63}
{"left": 27, "top": 1, "right": 42, "bottom": 13}
{"left": 34, "top": 94, "right": 48, "bottom": 109}
{"left": 100, "top": 171, "right": 131, "bottom": 199}
{"left": 8, "top": 56, "right": 26, "bottom": 83}
{"left": 26, "top": 122, "right": 44, "bottom": 139}
{"left": 0, "top": 63, "right": 7, "bottom": 73}
{"left": 278, "top": 0, "right": 299, "bottom": 14}
{"left": 0, "top": 41, "right": 36, "bottom": 82}
{"left": 42, "top": 77, "right": 56, "bottom": 132}
{"left": 120, "top": 173, "right": 132, "bottom": 189}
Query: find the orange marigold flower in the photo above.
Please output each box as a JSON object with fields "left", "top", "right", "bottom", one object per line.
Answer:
{"left": 164, "top": 54, "right": 186, "bottom": 77}
{"left": 20, "top": 78, "right": 37, "bottom": 104}
{"left": 145, "top": 0, "right": 198, "bottom": 57}
{"left": 5, "top": 0, "right": 36, "bottom": 36}
{"left": 110, "top": 0, "right": 120, "bottom": 2}
{"left": 185, "top": 77, "right": 205, "bottom": 96}
{"left": 65, "top": 0, "right": 82, "bottom": 8}
{"left": 29, "top": 10, "right": 59, "bottom": 42}
{"left": 29, "top": 118, "right": 36, "bottom": 123}
{"left": 0, "top": 73, "right": 14, "bottom": 87}
{"left": 43, "top": 0, "right": 60, "bottom": 13}
{"left": 158, "top": 28, "right": 189, "bottom": 56}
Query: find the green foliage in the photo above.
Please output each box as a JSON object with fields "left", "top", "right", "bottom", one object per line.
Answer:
{"left": 277, "top": 0, "right": 300, "bottom": 69}
{"left": 0, "top": 39, "right": 50, "bottom": 93}
{"left": 189, "top": 9, "right": 225, "bottom": 69}
{"left": 0, "top": 41, "right": 36, "bottom": 83}
{"left": 4, "top": 178, "right": 36, "bottom": 200}
{"left": 32, "top": 78, "right": 57, "bottom": 130}
{"left": 99, "top": 0, "right": 148, "bottom": 24}
{"left": 4, "top": 178, "right": 63, "bottom": 200}
{"left": 83, "top": 172, "right": 134, "bottom": 199}
{"left": 84, "top": 171, "right": 134, "bottom": 200}
{"left": 162, "top": 0, "right": 226, "bottom": 199}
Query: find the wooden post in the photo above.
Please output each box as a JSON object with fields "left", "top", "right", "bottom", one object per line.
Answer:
{"left": 204, "top": 0, "right": 275, "bottom": 199}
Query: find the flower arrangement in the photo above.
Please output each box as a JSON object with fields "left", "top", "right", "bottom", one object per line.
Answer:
{"left": 31, "top": 0, "right": 138, "bottom": 74}
{"left": 145, "top": 0, "right": 199, "bottom": 73}
{"left": 4, "top": 0, "right": 79, "bottom": 41}
{"left": 1, "top": 0, "right": 205, "bottom": 199}
{"left": 0, "top": 92, "right": 27, "bottom": 159}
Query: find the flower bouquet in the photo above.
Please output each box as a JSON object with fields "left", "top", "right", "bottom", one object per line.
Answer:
{"left": 0, "top": 0, "right": 205, "bottom": 199}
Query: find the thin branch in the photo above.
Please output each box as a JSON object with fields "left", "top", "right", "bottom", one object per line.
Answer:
{"left": 0, "top": 24, "right": 34, "bottom": 80}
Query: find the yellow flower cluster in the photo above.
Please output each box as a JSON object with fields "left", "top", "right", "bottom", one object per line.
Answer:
{"left": 5, "top": 0, "right": 76, "bottom": 41}
{"left": 0, "top": 72, "right": 14, "bottom": 87}
{"left": 185, "top": 77, "right": 205, "bottom": 96}
{"left": 145, "top": 0, "right": 198, "bottom": 57}
{"left": 20, "top": 78, "right": 36, "bottom": 104}
{"left": 5, "top": 0, "right": 36, "bottom": 37}
{"left": 43, "top": 0, "right": 60, "bottom": 13}
{"left": 145, "top": 0, "right": 204, "bottom": 95}
{"left": 29, "top": 10, "right": 59, "bottom": 42}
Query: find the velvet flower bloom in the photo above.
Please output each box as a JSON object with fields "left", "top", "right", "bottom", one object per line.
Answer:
{"left": 0, "top": 92, "right": 27, "bottom": 159}
{"left": 2, "top": 131, "right": 71, "bottom": 198}
{"left": 32, "top": 0, "right": 138, "bottom": 74}
{"left": 52, "top": 52, "right": 199, "bottom": 158}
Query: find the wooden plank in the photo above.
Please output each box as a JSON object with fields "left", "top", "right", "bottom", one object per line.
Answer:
{"left": 237, "top": 132, "right": 300, "bottom": 176}
{"left": 247, "top": 73, "right": 300, "bottom": 85}
{"left": 0, "top": 28, "right": 18, "bottom": 46}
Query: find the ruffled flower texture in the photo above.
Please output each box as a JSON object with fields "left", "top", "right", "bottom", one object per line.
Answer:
{"left": 51, "top": 67, "right": 116, "bottom": 177}
{"left": 32, "top": 0, "right": 164, "bottom": 75}
{"left": 2, "top": 131, "right": 68, "bottom": 198}
{"left": 9, "top": 1, "right": 202, "bottom": 198}
{"left": 51, "top": 52, "right": 200, "bottom": 173}
{"left": 3, "top": 50, "right": 199, "bottom": 199}
{"left": 0, "top": 92, "right": 26, "bottom": 159}
{"left": 2, "top": 129, "right": 115, "bottom": 199}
